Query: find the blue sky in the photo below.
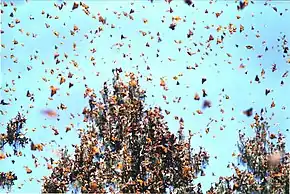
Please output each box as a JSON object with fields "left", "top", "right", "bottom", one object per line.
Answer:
{"left": 1, "top": 0, "right": 290, "bottom": 193}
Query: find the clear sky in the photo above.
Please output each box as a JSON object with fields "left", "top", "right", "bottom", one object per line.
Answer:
{"left": 1, "top": 0, "right": 290, "bottom": 193}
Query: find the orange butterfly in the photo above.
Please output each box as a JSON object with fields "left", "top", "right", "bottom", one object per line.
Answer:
{"left": 50, "top": 86, "right": 59, "bottom": 97}
{"left": 41, "top": 109, "right": 57, "bottom": 117}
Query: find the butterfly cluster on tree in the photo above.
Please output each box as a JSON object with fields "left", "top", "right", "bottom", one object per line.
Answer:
{"left": 208, "top": 112, "right": 290, "bottom": 194}
{"left": 41, "top": 69, "right": 209, "bottom": 193}
{"left": 0, "top": 113, "right": 29, "bottom": 190}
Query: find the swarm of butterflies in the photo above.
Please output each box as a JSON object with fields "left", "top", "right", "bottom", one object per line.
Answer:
{"left": 0, "top": 0, "right": 289, "bottom": 192}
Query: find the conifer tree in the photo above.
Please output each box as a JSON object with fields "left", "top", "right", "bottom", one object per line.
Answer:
{"left": 42, "top": 69, "right": 210, "bottom": 193}
{"left": 208, "top": 112, "right": 290, "bottom": 194}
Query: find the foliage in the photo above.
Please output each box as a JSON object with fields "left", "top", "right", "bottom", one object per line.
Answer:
{"left": 0, "top": 172, "right": 17, "bottom": 190}
{"left": 0, "top": 113, "right": 29, "bottom": 151}
{"left": 42, "top": 69, "right": 209, "bottom": 193}
{"left": 0, "top": 113, "right": 29, "bottom": 190}
{"left": 208, "top": 112, "right": 290, "bottom": 194}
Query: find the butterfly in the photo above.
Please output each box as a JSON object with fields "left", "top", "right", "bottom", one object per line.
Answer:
{"left": 243, "top": 108, "right": 253, "bottom": 117}
{"left": 237, "top": 0, "right": 249, "bottom": 10}
{"left": 41, "top": 109, "right": 57, "bottom": 117}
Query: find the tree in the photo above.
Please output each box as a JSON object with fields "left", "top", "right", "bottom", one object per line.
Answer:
{"left": 208, "top": 111, "right": 290, "bottom": 194}
{"left": 42, "top": 69, "right": 210, "bottom": 193}
{"left": 0, "top": 113, "right": 29, "bottom": 190}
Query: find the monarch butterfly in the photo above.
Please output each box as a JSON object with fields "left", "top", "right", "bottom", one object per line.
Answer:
{"left": 237, "top": 0, "right": 249, "bottom": 10}
{"left": 25, "top": 167, "right": 32, "bottom": 174}
{"left": 243, "top": 108, "right": 253, "bottom": 117}
{"left": 72, "top": 2, "right": 79, "bottom": 10}
{"left": 184, "top": 0, "right": 193, "bottom": 6}
{"left": 194, "top": 93, "right": 200, "bottom": 101}
{"left": 0, "top": 152, "right": 6, "bottom": 160}
{"left": 60, "top": 76, "right": 66, "bottom": 84}
{"left": 41, "top": 109, "right": 57, "bottom": 117}
{"left": 50, "top": 86, "right": 59, "bottom": 97}
{"left": 203, "top": 100, "right": 212, "bottom": 109}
